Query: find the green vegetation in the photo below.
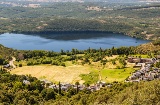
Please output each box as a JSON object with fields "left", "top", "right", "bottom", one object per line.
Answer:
{"left": 80, "top": 67, "right": 136, "bottom": 84}
{"left": 101, "top": 68, "right": 135, "bottom": 82}
{"left": 0, "top": 3, "right": 160, "bottom": 39}
{"left": 80, "top": 72, "right": 99, "bottom": 85}
{"left": 1, "top": 41, "right": 159, "bottom": 84}
{"left": 0, "top": 2, "right": 160, "bottom": 104}
{"left": 11, "top": 48, "right": 136, "bottom": 83}
{"left": 1, "top": 67, "right": 160, "bottom": 105}
{"left": 110, "top": 80, "right": 160, "bottom": 105}
{"left": 7, "top": 45, "right": 148, "bottom": 84}
{"left": 0, "top": 44, "right": 17, "bottom": 65}
{"left": 153, "top": 39, "right": 160, "bottom": 46}
{"left": 0, "top": 41, "right": 160, "bottom": 105}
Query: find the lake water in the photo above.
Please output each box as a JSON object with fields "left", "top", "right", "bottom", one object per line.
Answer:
{"left": 0, "top": 32, "right": 150, "bottom": 52}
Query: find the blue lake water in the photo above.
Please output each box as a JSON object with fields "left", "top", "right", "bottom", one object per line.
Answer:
{"left": 0, "top": 32, "right": 150, "bottom": 52}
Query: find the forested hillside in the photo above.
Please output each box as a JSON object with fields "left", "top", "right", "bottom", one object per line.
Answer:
{"left": 0, "top": 68, "right": 160, "bottom": 105}
{"left": 0, "top": 3, "right": 160, "bottom": 39}
{"left": 0, "top": 44, "right": 17, "bottom": 65}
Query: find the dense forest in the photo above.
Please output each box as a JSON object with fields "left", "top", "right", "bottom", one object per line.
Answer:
{"left": 0, "top": 3, "right": 160, "bottom": 39}
{"left": 1, "top": 39, "right": 160, "bottom": 66}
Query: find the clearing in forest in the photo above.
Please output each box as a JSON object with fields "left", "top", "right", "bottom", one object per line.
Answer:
{"left": 10, "top": 65, "right": 90, "bottom": 84}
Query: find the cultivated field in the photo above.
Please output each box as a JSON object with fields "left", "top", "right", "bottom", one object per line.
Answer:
{"left": 10, "top": 65, "right": 90, "bottom": 84}
{"left": 100, "top": 68, "right": 135, "bottom": 82}
{"left": 11, "top": 55, "right": 137, "bottom": 84}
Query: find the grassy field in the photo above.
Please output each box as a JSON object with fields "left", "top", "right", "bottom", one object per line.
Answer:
{"left": 80, "top": 67, "right": 137, "bottom": 84}
{"left": 10, "top": 55, "right": 137, "bottom": 84}
{"left": 100, "top": 68, "right": 136, "bottom": 82}
{"left": 130, "top": 54, "right": 148, "bottom": 58}
{"left": 10, "top": 63, "right": 136, "bottom": 84}
{"left": 10, "top": 65, "right": 90, "bottom": 84}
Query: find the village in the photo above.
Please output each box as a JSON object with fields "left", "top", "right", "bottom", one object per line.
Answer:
{"left": 21, "top": 56, "right": 160, "bottom": 92}
{"left": 126, "top": 55, "right": 160, "bottom": 82}
{"left": 3, "top": 55, "right": 160, "bottom": 92}
{"left": 22, "top": 77, "right": 108, "bottom": 92}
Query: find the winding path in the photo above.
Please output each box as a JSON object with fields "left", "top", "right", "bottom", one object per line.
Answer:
{"left": 9, "top": 57, "right": 16, "bottom": 69}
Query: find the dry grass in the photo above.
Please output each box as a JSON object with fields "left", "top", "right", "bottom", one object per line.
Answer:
{"left": 10, "top": 55, "right": 135, "bottom": 84}
{"left": 11, "top": 65, "right": 90, "bottom": 84}
{"left": 103, "top": 55, "right": 118, "bottom": 60}
{"left": 136, "top": 42, "right": 160, "bottom": 54}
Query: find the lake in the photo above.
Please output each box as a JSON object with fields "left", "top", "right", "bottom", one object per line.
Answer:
{"left": 0, "top": 32, "right": 150, "bottom": 52}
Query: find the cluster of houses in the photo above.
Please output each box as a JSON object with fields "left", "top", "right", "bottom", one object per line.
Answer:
{"left": 23, "top": 79, "right": 108, "bottom": 92}
{"left": 126, "top": 56, "right": 160, "bottom": 82}
{"left": 40, "top": 79, "right": 107, "bottom": 92}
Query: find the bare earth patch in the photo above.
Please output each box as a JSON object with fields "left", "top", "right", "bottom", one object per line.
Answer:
{"left": 10, "top": 65, "right": 90, "bottom": 84}
{"left": 104, "top": 55, "right": 118, "bottom": 60}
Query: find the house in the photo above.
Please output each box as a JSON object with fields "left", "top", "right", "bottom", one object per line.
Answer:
{"left": 61, "top": 86, "right": 68, "bottom": 91}
{"left": 128, "top": 57, "right": 140, "bottom": 63}
{"left": 148, "top": 75, "right": 154, "bottom": 81}
{"left": 106, "top": 84, "right": 112, "bottom": 87}
{"left": 142, "top": 77, "right": 148, "bottom": 81}
{"left": 129, "top": 75, "right": 137, "bottom": 80}
{"left": 23, "top": 80, "right": 31, "bottom": 85}
{"left": 3, "top": 64, "right": 10, "bottom": 68}
{"left": 128, "top": 57, "right": 153, "bottom": 64}
{"left": 131, "top": 80, "right": 140, "bottom": 82}
{"left": 49, "top": 84, "right": 57, "bottom": 89}
{"left": 141, "top": 58, "right": 153, "bottom": 63}
{"left": 63, "top": 83, "right": 72, "bottom": 88}
{"left": 133, "top": 63, "right": 142, "bottom": 68}
{"left": 40, "top": 79, "right": 52, "bottom": 88}
{"left": 133, "top": 72, "right": 141, "bottom": 78}
{"left": 89, "top": 86, "right": 97, "bottom": 91}
{"left": 97, "top": 81, "right": 106, "bottom": 88}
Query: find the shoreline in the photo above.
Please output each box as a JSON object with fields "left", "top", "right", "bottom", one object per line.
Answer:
{"left": 0, "top": 30, "right": 152, "bottom": 41}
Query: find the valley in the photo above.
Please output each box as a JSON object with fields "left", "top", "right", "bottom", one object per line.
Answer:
{"left": 0, "top": 41, "right": 160, "bottom": 104}
{"left": 0, "top": 1, "right": 160, "bottom": 104}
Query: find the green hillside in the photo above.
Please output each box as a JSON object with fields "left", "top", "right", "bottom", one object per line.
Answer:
{"left": 0, "top": 68, "right": 160, "bottom": 105}
{"left": 0, "top": 3, "right": 160, "bottom": 40}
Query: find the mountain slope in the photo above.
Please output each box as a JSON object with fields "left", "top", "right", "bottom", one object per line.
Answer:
{"left": 2, "top": 0, "right": 160, "bottom": 3}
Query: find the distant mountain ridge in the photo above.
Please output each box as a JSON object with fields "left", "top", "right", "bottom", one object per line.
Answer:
{"left": 2, "top": 0, "right": 160, "bottom": 3}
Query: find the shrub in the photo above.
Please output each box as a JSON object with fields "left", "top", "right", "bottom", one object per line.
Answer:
{"left": 19, "top": 64, "right": 22, "bottom": 67}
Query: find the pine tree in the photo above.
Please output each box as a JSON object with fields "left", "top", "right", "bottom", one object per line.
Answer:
{"left": 58, "top": 81, "right": 61, "bottom": 95}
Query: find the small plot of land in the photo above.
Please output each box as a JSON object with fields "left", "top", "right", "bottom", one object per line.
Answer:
{"left": 11, "top": 65, "right": 90, "bottom": 84}
{"left": 104, "top": 55, "right": 118, "bottom": 60}
{"left": 80, "top": 67, "right": 136, "bottom": 84}
{"left": 131, "top": 54, "right": 148, "bottom": 58}
{"left": 101, "top": 68, "right": 135, "bottom": 82}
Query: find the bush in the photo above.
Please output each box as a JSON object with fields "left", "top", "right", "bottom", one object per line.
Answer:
{"left": 19, "top": 64, "right": 22, "bottom": 67}
{"left": 60, "top": 63, "right": 66, "bottom": 67}
{"left": 152, "top": 39, "right": 160, "bottom": 45}
{"left": 27, "top": 62, "right": 34, "bottom": 66}
{"left": 42, "top": 59, "right": 52, "bottom": 64}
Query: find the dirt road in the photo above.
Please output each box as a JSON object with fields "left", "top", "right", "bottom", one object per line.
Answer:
{"left": 9, "top": 57, "right": 16, "bottom": 69}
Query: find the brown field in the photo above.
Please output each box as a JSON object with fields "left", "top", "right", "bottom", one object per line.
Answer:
{"left": 10, "top": 55, "right": 135, "bottom": 84}
{"left": 103, "top": 55, "right": 118, "bottom": 60}
{"left": 10, "top": 65, "right": 90, "bottom": 84}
